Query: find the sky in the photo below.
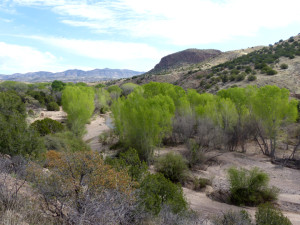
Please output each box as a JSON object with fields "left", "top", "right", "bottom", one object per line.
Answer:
{"left": 0, "top": 0, "right": 300, "bottom": 74}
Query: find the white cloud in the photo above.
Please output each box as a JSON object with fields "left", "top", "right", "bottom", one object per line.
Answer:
{"left": 24, "top": 35, "right": 167, "bottom": 61}
{"left": 0, "top": 42, "right": 75, "bottom": 74}
{"left": 12, "top": 0, "right": 300, "bottom": 45}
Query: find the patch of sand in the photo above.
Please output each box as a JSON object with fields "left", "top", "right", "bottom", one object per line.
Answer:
{"left": 27, "top": 106, "right": 67, "bottom": 124}
{"left": 83, "top": 114, "right": 110, "bottom": 151}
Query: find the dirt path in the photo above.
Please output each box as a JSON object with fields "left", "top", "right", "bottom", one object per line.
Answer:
{"left": 83, "top": 114, "right": 110, "bottom": 151}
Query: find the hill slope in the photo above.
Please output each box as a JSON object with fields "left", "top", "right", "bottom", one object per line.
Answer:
{"left": 123, "top": 34, "right": 300, "bottom": 94}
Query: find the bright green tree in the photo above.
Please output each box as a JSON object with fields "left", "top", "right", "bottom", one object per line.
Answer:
{"left": 95, "top": 88, "right": 111, "bottom": 113}
{"left": 112, "top": 91, "right": 175, "bottom": 161}
{"left": 251, "top": 85, "right": 298, "bottom": 157}
{"left": 62, "top": 86, "right": 95, "bottom": 136}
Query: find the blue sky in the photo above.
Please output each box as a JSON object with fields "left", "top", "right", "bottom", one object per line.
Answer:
{"left": 0, "top": 0, "right": 300, "bottom": 74}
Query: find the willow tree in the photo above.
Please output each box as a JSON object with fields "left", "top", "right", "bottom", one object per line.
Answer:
{"left": 112, "top": 90, "right": 175, "bottom": 162}
{"left": 62, "top": 86, "right": 95, "bottom": 136}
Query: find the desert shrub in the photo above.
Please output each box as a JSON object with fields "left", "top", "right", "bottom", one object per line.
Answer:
{"left": 261, "top": 66, "right": 277, "bottom": 75}
{"left": 212, "top": 210, "right": 252, "bottom": 225}
{"left": 280, "top": 63, "right": 288, "bottom": 69}
{"left": 105, "top": 148, "right": 148, "bottom": 182}
{"left": 184, "top": 139, "right": 206, "bottom": 168}
{"left": 0, "top": 92, "right": 45, "bottom": 158}
{"left": 139, "top": 173, "right": 187, "bottom": 215}
{"left": 99, "top": 130, "right": 117, "bottom": 145}
{"left": 155, "top": 153, "right": 188, "bottom": 183}
{"left": 228, "top": 167, "right": 278, "bottom": 206}
{"left": 28, "top": 109, "right": 35, "bottom": 116}
{"left": 236, "top": 73, "right": 246, "bottom": 81}
{"left": 157, "top": 205, "right": 206, "bottom": 225}
{"left": 46, "top": 101, "right": 59, "bottom": 111}
{"left": 29, "top": 151, "right": 136, "bottom": 224}
{"left": 30, "top": 118, "right": 64, "bottom": 136}
{"left": 192, "top": 177, "right": 212, "bottom": 191}
{"left": 255, "top": 203, "right": 292, "bottom": 225}
{"left": 44, "top": 131, "right": 90, "bottom": 152}
{"left": 229, "top": 74, "right": 236, "bottom": 81}
{"left": 245, "top": 66, "right": 252, "bottom": 74}
{"left": 247, "top": 74, "right": 257, "bottom": 81}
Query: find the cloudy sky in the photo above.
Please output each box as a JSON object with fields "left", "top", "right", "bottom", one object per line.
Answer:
{"left": 0, "top": 0, "right": 300, "bottom": 74}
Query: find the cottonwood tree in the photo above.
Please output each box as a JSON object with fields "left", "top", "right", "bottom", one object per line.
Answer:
{"left": 62, "top": 86, "right": 95, "bottom": 136}
{"left": 251, "top": 85, "right": 298, "bottom": 158}
{"left": 112, "top": 91, "right": 175, "bottom": 162}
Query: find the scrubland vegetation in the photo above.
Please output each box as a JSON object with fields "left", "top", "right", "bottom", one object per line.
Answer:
{"left": 0, "top": 79, "right": 299, "bottom": 224}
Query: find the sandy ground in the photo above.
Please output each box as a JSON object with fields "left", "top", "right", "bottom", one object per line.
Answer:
{"left": 27, "top": 106, "right": 67, "bottom": 124}
{"left": 83, "top": 114, "right": 110, "bottom": 151}
{"left": 155, "top": 145, "right": 300, "bottom": 224}
{"left": 155, "top": 145, "right": 300, "bottom": 225}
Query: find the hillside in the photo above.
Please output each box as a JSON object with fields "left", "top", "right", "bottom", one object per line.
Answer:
{"left": 147, "top": 49, "right": 222, "bottom": 75}
{"left": 0, "top": 68, "right": 143, "bottom": 83}
{"left": 124, "top": 34, "right": 300, "bottom": 95}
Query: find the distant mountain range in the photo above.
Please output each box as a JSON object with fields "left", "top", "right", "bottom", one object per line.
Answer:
{"left": 0, "top": 68, "right": 143, "bottom": 82}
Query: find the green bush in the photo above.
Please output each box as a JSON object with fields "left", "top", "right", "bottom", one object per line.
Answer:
{"left": 46, "top": 102, "right": 59, "bottom": 111}
{"left": 30, "top": 118, "right": 64, "bottom": 136}
{"left": 105, "top": 148, "right": 148, "bottom": 182}
{"left": 185, "top": 139, "right": 206, "bottom": 168}
{"left": 156, "top": 152, "right": 188, "bottom": 183}
{"left": 193, "top": 177, "right": 212, "bottom": 191}
{"left": 280, "top": 63, "right": 288, "bottom": 69}
{"left": 0, "top": 91, "right": 45, "bottom": 158}
{"left": 236, "top": 73, "right": 246, "bottom": 81}
{"left": 247, "top": 75, "right": 257, "bottom": 81}
{"left": 51, "top": 80, "right": 66, "bottom": 92}
{"left": 44, "top": 131, "right": 90, "bottom": 152}
{"left": 255, "top": 203, "right": 292, "bottom": 225}
{"left": 228, "top": 167, "right": 278, "bottom": 206}
{"left": 139, "top": 173, "right": 187, "bottom": 215}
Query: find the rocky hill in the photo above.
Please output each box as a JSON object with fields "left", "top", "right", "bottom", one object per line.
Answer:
{"left": 121, "top": 34, "right": 300, "bottom": 95}
{"left": 0, "top": 68, "right": 143, "bottom": 83}
{"left": 147, "top": 49, "right": 222, "bottom": 74}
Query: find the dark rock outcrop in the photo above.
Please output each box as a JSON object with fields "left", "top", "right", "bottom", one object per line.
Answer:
{"left": 149, "top": 49, "right": 222, "bottom": 74}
